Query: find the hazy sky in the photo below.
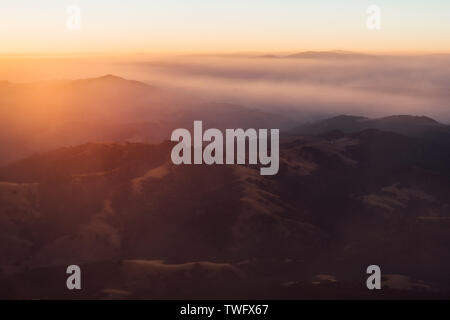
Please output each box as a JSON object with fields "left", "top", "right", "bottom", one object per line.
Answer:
{"left": 1, "top": 0, "right": 450, "bottom": 54}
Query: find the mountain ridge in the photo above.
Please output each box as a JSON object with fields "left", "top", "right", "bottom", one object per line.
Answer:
{"left": 293, "top": 114, "right": 450, "bottom": 138}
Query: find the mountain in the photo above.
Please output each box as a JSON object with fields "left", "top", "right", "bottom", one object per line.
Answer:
{"left": 293, "top": 114, "right": 450, "bottom": 138}
{"left": 255, "top": 51, "right": 372, "bottom": 60}
{"left": 287, "top": 51, "right": 371, "bottom": 59}
{"left": 70, "top": 74, "right": 149, "bottom": 88}
{"left": 1, "top": 122, "right": 450, "bottom": 298}
{"left": 0, "top": 75, "right": 294, "bottom": 166}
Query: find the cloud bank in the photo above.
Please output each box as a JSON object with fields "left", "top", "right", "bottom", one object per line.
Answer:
{"left": 124, "top": 54, "right": 450, "bottom": 122}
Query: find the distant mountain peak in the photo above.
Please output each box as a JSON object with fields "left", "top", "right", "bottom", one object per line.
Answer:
{"left": 78, "top": 74, "right": 126, "bottom": 82}
{"left": 255, "top": 51, "right": 371, "bottom": 59}
{"left": 286, "top": 50, "right": 370, "bottom": 59}
{"left": 70, "top": 74, "right": 150, "bottom": 88}
{"left": 378, "top": 115, "right": 441, "bottom": 125}
{"left": 98, "top": 74, "right": 124, "bottom": 80}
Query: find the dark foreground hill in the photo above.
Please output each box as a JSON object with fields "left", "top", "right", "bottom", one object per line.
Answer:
{"left": 1, "top": 124, "right": 450, "bottom": 299}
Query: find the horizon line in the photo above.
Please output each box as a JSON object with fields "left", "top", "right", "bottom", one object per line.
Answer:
{"left": 2, "top": 49, "right": 450, "bottom": 59}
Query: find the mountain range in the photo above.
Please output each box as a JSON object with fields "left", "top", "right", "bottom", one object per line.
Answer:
{"left": 1, "top": 112, "right": 450, "bottom": 298}
{"left": 259, "top": 50, "right": 373, "bottom": 59}
{"left": 293, "top": 114, "right": 450, "bottom": 138}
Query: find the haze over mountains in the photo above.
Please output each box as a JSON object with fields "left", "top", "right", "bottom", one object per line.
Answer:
{"left": 3, "top": 52, "right": 450, "bottom": 120}
{"left": 124, "top": 53, "right": 450, "bottom": 124}
{"left": 3, "top": 54, "right": 450, "bottom": 166}
{"left": 2, "top": 52, "right": 450, "bottom": 298}
{"left": 0, "top": 74, "right": 292, "bottom": 165}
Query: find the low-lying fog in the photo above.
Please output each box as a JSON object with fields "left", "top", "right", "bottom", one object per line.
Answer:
{"left": 2, "top": 53, "right": 450, "bottom": 122}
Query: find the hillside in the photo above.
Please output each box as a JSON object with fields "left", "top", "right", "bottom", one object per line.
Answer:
{"left": 1, "top": 124, "right": 450, "bottom": 298}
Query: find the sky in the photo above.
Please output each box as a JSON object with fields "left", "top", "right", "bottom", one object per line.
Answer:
{"left": 0, "top": 0, "right": 450, "bottom": 54}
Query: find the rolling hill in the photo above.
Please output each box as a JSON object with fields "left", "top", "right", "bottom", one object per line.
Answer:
{"left": 1, "top": 121, "right": 450, "bottom": 298}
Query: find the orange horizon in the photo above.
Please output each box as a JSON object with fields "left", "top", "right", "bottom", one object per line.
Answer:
{"left": 2, "top": 49, "right": 450, "bottom": 59}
